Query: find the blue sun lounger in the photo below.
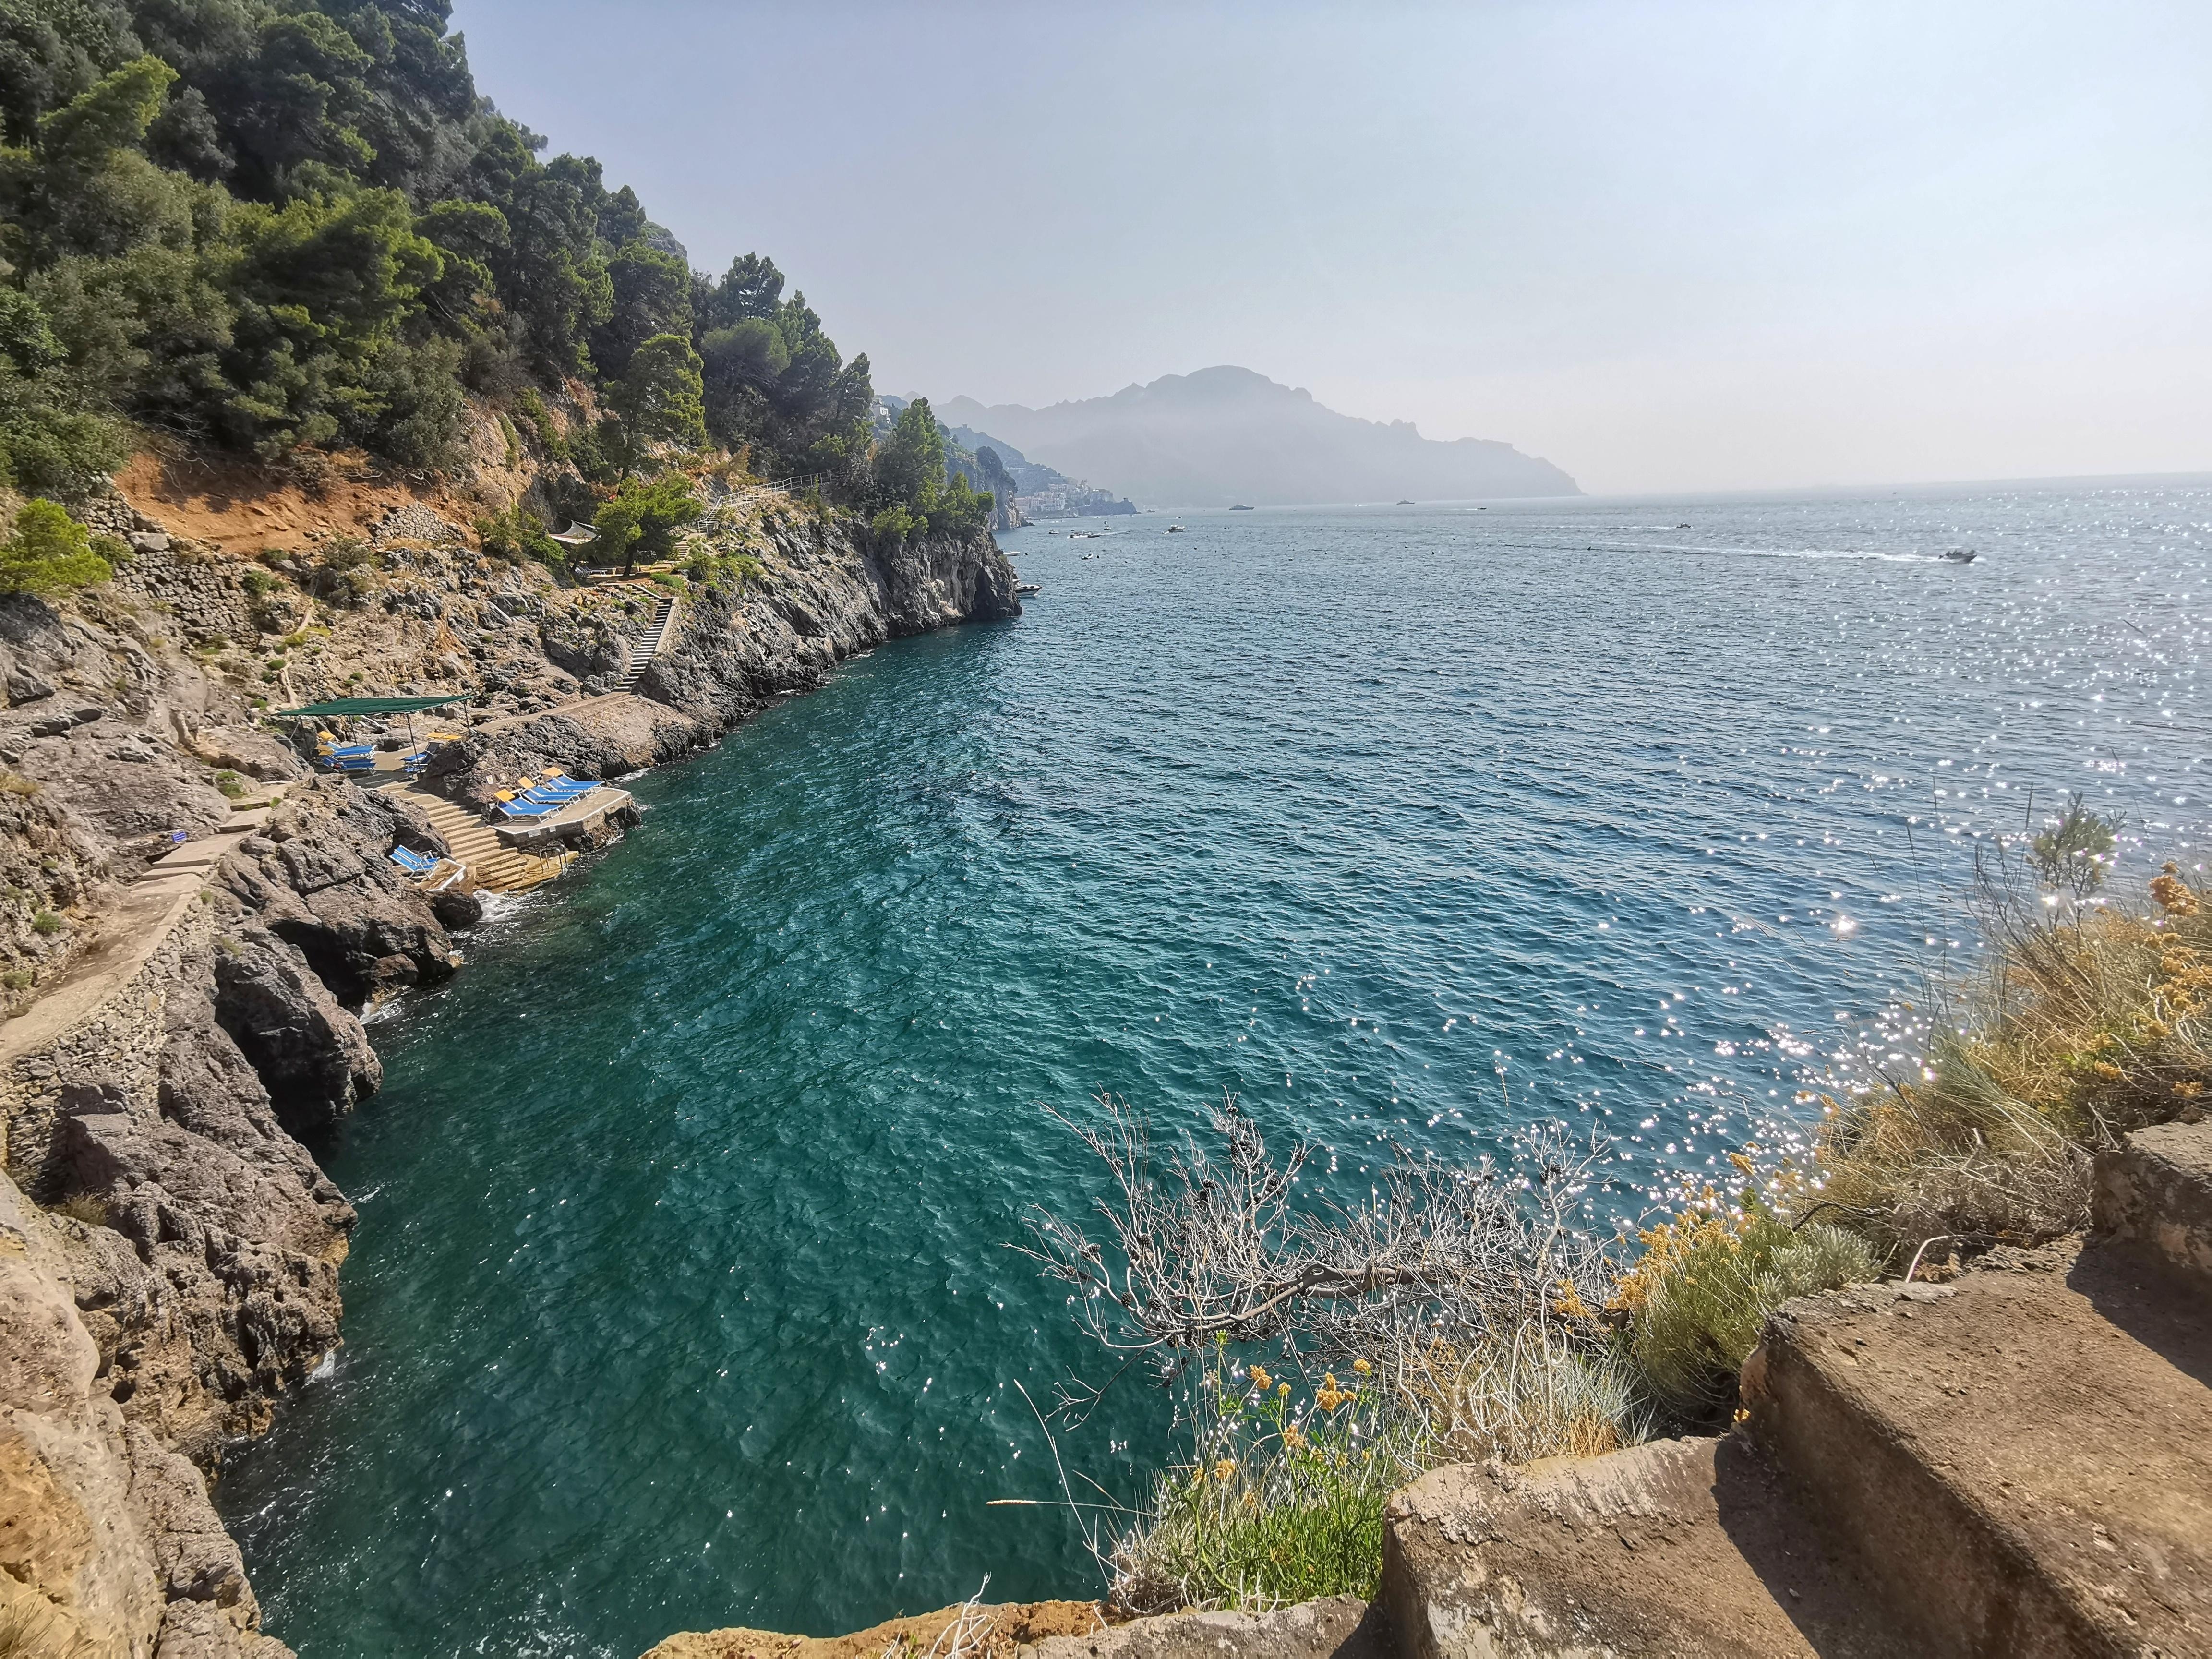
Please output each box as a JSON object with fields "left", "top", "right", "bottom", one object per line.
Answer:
{"left": 388, "top": 846, "right": 440, "bottom": 877}
{"left": 518, "top": 780, "right": 597, "bottom": 805}
{"left": 493, "top": 795, "right": 569, "bottom": 820}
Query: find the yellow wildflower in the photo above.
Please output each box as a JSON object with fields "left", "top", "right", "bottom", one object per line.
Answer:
{"left": 1353, "top": 1358, "right": 1372, "bottom": 1376}
{"left": 1213, "top": 1459, "right": 1237, "bottom": 1482}
{"left": 1248, "top": 1365, "right": 1271, "bottom": 1393}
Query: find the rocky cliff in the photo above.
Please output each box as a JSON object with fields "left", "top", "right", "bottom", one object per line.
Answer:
{"left": 0, "top": 455, "right": 1019, "bottom": 1656}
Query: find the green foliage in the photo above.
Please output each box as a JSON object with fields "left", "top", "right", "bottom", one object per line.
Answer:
{"left": 0, "top": 497, "right": 115, "bottom": 594}
{"left": 31, "top": 908, "right": 63, "bottom": 934}
{"left": 0, "top": 2, "right": 878, "bottom": 489}
{"left": 868, "top": 396, "right": 991, "bottom": 542}
{"left": 510, "top": 386, "right": 568, "bottom": 460}
{"left": 683, "top": 546, "right": 762, "bottom": 594}
{"left": 593, "top": 238, "right": 689, "bottom": 378}
{"left": 694, "top": 253, "right": 873, "bottom": 479}
{"left": 474, "top": 501, "right": 562, "bottom": 569}
{"left": 299, "top": 533, "right": 375, "bottom": 605}
{"left": 590, "top": 471, "right": 700, "bottom": 573}
{"left": 1617, "top": 1197, "right": 1878, "bottom": 1423}
{"left": 1113, "top": 1355, "right": 1419, "bottom": 1612}
{"left": 2029, "top": 792, "right": 2122, "bottom": 896}
{"left": 606, "top": 330, "right": 704, "bottom": 450}
{"left": 868, "top": 502, "right": 916, "bottom": 543}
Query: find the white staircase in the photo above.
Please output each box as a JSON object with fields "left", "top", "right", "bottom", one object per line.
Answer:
{"left": 618, "top": 594, "right": 679, "bottom": 691}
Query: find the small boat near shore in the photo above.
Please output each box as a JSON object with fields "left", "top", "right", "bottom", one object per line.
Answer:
{"left": 1166, "top": 524, "right": 1185, "bottom": 533}
{"left": 1941, "top": 549, "right": 1977, "bottom": 564}
{"left": 1015, "top": 582, "right": 1041, "bottom": 595}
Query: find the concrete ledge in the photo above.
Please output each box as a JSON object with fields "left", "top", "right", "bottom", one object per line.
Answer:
{"left": 2094, "top": 1118, "right": 2212, "bottom": 1288}
{"left": 493, "top": 787, "right": 634, "bottom": 851}
{"left": 1743, "top": 1245, "right": 2212, "bottom": 1658}
{"left": 1380, "top": 1436, "right": 1902, "bottom": 1659}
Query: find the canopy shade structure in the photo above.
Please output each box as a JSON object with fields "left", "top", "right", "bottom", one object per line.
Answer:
{"left": 548, "top": 521, "right": 599, "bottom": 547}
{"left": 273, "top": 695, "right": 473, "bottom": 718}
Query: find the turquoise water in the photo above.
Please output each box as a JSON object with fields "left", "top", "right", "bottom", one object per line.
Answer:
{"left": 222, "top": 484, "right": 2208, "bottom": 1657}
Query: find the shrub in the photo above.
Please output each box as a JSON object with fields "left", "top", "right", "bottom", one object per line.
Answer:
{"left": 2029, "top": 793, "right": 2121, "bottom": 896}
{"left": 2, "top": 969, "right": 35, "bottom": 991}
{"left": 1614, "top": 1190, "right": 1877, "bottom": 1423}
{"left": 474, "top": 504, "right": 564, "bottom": 571}
{"left": 1027, "top": 1104, "right": 1637, "bottom": 1610}
{"left": 0, "top": 772, "right": 38, "bottom": 796}
{"left": 1113, "top": 1349, "right": 1418, "bottom": 1612}
{"left": 30, "top": 911, "right": 64, "bottom": 935}
{"left": 0, "top": 500, "right": 120, "bottom": 597}
{"left": 54, "top": 1192, "right": 109, "bottom": 1228}
{"left": 240, "top": 568, "right": 278, "bottom": 598}
{"left": 1799, "top": 858, "right": 2210, "bottom": 1265}
{"left": 213, "top": 769, "right": 247, "bottom": 799}
{"left": 303, "top": 538, "right": 378, "bottom": 607}
{"left": 870, "top": 503, "right": 917, "bottom": 545}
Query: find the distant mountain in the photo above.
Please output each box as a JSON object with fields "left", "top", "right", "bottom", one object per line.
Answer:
{"left": 938, "top": 367, "right": 1578, "bottom": 508}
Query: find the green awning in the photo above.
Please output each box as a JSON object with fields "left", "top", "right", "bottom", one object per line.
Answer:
{"left": 273, "top": 695, "right": 473, "bottom": 718}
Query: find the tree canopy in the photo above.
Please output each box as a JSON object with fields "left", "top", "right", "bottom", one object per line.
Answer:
{"left": 0, "top": 495, "right": 117, "bottom": 593}
{"left": 0, "top": 0, "right": 876, "bottom": 489}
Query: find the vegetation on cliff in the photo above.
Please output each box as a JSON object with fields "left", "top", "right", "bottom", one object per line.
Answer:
{"left": 0, "top": 0, "right": 1002, "bottom": 542}
{"left": 1030, "top": 803, "right": 2209, "bottom": 1611}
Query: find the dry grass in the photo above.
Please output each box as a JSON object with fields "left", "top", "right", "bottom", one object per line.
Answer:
{"left": 51, "top": 1192, "right": 109, "bottom": 1228}
{"left": 1797, "top": 860, "right": 2210, "bottom": 1266}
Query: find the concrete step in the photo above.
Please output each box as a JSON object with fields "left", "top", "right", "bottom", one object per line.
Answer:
{"left": 1382, "top": 1436, "right": 1914, "bottom": 1658}
{"left": 2094, "top": 1118, "right": 2212, "bottom": 1288}
{"left": 385, "top": 784, "right": 569, "bottom": 893}
{"left": 1742, "top": 1240, "right": 2212, "bottom": 1657}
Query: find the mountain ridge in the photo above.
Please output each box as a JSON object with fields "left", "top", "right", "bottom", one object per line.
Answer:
{"left": 941, "top": 366, "right": 1579, "bottom": 508}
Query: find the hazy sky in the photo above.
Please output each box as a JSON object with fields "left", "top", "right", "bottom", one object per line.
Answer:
{"left": 452, "top": 1, "right": 2211, "bottom": 494}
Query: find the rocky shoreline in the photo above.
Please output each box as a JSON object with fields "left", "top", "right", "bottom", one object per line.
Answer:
{"left": 0, "top": 479, "right": 1019, "bottom": 1656}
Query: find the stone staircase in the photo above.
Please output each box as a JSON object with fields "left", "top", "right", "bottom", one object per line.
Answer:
{"left": 619, "top": 593, "right": 679, "bottom": 691}
{"left": 382, "top": 782, "right": 570, "bottom": 893}
{"left": 1376, "top": 1118, "right": 2212, "bottom": 1658}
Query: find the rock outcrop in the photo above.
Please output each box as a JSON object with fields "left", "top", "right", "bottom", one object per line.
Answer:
{"left": 1376, "top": 1118, "right": 2212, "bottom": 1658}
{"left": 643, "top": 1595, "right": 1388, "bottom": 1659}
{"left": 0, "top": 452, "right": 1023, "bottom": 1656}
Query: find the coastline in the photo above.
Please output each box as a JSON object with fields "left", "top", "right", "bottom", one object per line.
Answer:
{"left": 0, "top": 490, "right": 1020, "bottom": 1657}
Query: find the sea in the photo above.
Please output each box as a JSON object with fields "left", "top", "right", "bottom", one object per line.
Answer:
{"left": 219, "top": 480, "right": 2210, "bottom": 1656}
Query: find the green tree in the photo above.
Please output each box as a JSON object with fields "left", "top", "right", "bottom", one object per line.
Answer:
{"left": 0, "top": 497, "right": 117, "bottom": 594}
{"left": 606, "top": 331, "right": 705, "bottom": 450}
{"left": 592, "top": 238, "right": 689, "bottom": 378}
{"left": 874, "top": 396, "right": 945, "bottom": 505}
{"left": 591, "top": 472, "right": 700, "bottom": 575}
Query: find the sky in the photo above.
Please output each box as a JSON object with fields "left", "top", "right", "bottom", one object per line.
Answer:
{"left": 450, "top": 0, "right": 2212, "bottom": 495}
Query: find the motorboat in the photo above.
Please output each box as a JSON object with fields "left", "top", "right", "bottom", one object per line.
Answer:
{"left": 1941, "top": 549, "right": 1977, "bottom": 564}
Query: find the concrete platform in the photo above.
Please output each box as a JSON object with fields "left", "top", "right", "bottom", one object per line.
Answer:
{"left": 492, "top": 785, "right": 633, "bottom": 851}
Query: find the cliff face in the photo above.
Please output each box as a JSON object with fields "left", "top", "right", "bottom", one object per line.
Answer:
{"left": 0, "top": 462, "right": 1019, "bottom": 1657}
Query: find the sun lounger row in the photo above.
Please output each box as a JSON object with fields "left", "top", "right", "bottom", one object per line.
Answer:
{"left": 489, "top": 772, "right": 606, "bottom": 819}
